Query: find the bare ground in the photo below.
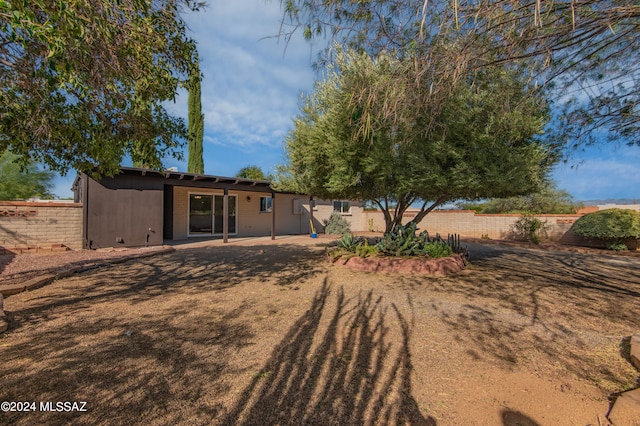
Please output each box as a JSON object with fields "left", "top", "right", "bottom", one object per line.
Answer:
{"left": 0, "top": 237, "right": 639, "bottom": 425}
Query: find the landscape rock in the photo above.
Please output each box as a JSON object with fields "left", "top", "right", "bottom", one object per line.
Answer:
{"left": 608, "top": 388, "right": 640, "bottom": 426}
{"left": 631, "top": 335, "right": 640, "bottom": 371}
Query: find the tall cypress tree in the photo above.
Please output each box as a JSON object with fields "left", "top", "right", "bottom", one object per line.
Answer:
{"left": 187, "top": 56, "right": 205, "bottom": 174}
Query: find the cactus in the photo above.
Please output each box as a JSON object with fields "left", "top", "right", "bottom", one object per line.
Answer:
{"left": 375, "top": 225, "right": 468, "bottom": 258}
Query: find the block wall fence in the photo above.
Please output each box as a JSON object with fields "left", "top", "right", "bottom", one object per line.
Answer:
{"left": 361, "top": 209, "right": 588, "bottom": 245}
{"left": 0, "top": 201, "right": 83, "bottom": 252}
{"left": 1, "top": 201, "right": 633, "bottom": 251}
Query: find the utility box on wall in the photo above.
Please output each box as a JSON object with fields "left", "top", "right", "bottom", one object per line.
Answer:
{"left": 292, "top": 199, "right": 304, "bottom": 215}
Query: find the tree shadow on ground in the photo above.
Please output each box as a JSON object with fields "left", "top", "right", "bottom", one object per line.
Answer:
{"left": 397, "top": 242, "right": 640, "bottom": 391}
{"left": 223, "top": 279, "right": 435, "bottom": 425}
{"left": 0, "top": 300, "right": 252, "bottom": 425}
{"left": 501, "top": 409, "right": 540, "bottom": 426}
{"left": 1, "top": 244, "right": 331, "bottom": 424}
{"left": 5, "top": 243, "right": 326, "bottom": 332}
{"left": 0, "top": 252, "right": 15, "bottom": 276}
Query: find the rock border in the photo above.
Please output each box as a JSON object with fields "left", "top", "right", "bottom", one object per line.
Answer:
{"left": 0, "top": 246, "right": 175, "bottom": 334}
{"left": 607, "top": 334, "right": 640, "bottom": 425}
{"left": 331, "top": 253, "right": 467, "bottom": 275}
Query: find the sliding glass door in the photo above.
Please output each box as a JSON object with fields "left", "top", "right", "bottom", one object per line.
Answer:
{"left": 213, "top": 195, "right": 236, "bottom": 234}
{"left": 189, "top": 194, "right": 236, "bottom": 236}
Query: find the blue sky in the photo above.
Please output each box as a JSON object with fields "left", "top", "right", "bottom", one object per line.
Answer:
{"left": 52, "top": 0, "right": 639, "bottom": 203}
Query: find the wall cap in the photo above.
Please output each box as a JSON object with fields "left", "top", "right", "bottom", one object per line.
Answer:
{"left": 0, "top": 201, "right": 82, "bottom": 208}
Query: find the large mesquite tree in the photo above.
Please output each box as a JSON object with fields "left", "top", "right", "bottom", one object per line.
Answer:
{"left": 277, "top": 49, "right": 553, "bottom": 233}
{"left": 279, "top": 0, "right": 640, "bottom": 148}
{"left": 0, "top": 0, "right": 204, "bottom": 176}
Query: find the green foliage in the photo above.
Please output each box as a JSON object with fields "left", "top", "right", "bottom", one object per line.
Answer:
{"left": 279, "top": 0, "right": 640, "bottom": 147}
{"left": 187, "top": 55, "right": 205, "bottom": 174}
{"left": 326, "top": 247, "right": 355, "bottom": 262}
{"left": 0, "top": 0, "right": 204, "bottom": 176}
{"left": 0, "top": 151, "right": 54, "bottom": 200}
{"left": 354, "top": 239, "right": 378, "bottom": 258}
{"left": 331, "top": 227, "right": 460, "bottom": 259}
{"left": 276, "top": 48, "right": 552, "bottom": 233}
{"left": 423, "top": 241, "right": 453, "bottom": 259}
{"left": 572, "top": 209, "right": 640, "bottom": 244}
{"left": 335, "top": 233, "right": 378, "bottom": 257}
{"left": 375, "top": 223, "right": 452, "bottom": 258}
{"left": 510, "top": 215, "right": 549, "bottom": 244}
{"left": 323, "top": 211, "right": 351, "bottom": 235}
{"left": 608, "top": 242, "right": 628, "bottom": 252}
{"left": 337, "top": 233, "right": 360, "bottom": 251}
{"left": 235, "top": 165, "right": 270, "bottom": 181}
{"left": 458, "top": 183, "right": 582, "bottom": 214}
{"left": 131, "top": 94, "right": 156, "bottom": 168}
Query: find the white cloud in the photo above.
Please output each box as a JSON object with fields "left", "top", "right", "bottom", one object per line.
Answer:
{"left": 553, "top": 144, "right": 640, "bottom": 201}
{"left": 176, "top": 0, "right": 316, "bottom": 154}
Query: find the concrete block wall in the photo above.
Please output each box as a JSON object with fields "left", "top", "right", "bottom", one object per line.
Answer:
{"left": 362, "top": 209, "right": 581, "bottom": 242}
{"left": 0, "top": 202, "right": 83, "bottom": 251}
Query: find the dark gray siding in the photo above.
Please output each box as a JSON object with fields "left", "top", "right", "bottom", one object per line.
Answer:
{"left": 85, "top": 175, "right": 164, "bottom": 248}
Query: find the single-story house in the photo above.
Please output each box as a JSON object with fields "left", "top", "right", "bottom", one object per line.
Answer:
{"left": 73, "top": 167, "right": 365, "bottom": 249}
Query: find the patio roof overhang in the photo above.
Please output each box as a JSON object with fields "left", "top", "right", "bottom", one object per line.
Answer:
{"left": 116, "top": 167, "right": 278, "bottom": 243}
{"left": 118, "top": 166, "right": 275, "bottom": 193}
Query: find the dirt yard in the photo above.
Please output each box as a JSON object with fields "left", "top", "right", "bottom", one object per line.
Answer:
{"left": 1, "top": 237, "right": 639, "bottom": 425}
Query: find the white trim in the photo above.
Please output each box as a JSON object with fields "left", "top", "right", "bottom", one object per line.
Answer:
{"left": 187, "top": 191, "right": 238, "bottom": 237}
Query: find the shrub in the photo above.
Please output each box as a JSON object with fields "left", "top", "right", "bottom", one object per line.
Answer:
{"left": 330, "top": 233, "right": 377, "bottom": 259}
{"left": 423, "top": 241, "right": 453, "bottom": 259}
{"left": 355, "top": 239, "right": 378, "bottom": 257}
{"left": 375, "top": 223, "right": 462, "bottom": 258}
{"left": 510, "top": 215, "right": 548, "bottom": 244}
{"left": 337, "top": 232, "right": 360, "bottom": 251}
{"left": 375, "top": 223, "right": 426, "bottom": 256}
{"left": 323, "top": 211, "right": 351, "bottom": 234}
{"left": 608, "top": 242, "right": 628, "bottom": 251}
{"left": 572, "top": 209, "right": 640, "bottom": 246}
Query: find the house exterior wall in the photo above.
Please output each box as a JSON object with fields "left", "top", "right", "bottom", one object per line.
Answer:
{"left": 311, "top": 199, "right": 366, "bottom": 233}
{"left": 0, "top": 201, "right": 83, "bottom": 251}
{"left": 85, "top": 175, "right": 164, "bottom": 248}
{"left": 170, "top": 190, "right": 367, "bottom": 241}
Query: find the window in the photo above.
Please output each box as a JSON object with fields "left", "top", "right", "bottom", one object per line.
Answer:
{"left": 260, "top": 196, "right": 272, "bottom": 213}
{"left": 333, "top": 200, "right": 350, "bottom": 214}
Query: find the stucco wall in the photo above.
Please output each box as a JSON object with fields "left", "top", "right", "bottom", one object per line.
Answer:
{"left": 170, "top": 189, "right": 366, "bottom": 241}
{"left": 0, "top": 201, "right": 83, "bottom": 250}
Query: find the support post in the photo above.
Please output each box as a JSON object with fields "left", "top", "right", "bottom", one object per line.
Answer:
{"left": 223, "top": 188, "right": 229, "bottom": 243}
{"left": 271, "top": 191, "right": 276, "bottom": 240}
{"left": 309, "top": 196, "right": 314, "bottom": 236}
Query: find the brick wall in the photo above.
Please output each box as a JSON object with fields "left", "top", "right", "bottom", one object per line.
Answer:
{"left": 363, "top": 209, "right": 582, "bottom": 242}
{"left": 0, "top": 201, "right": 83, "bottom": 252}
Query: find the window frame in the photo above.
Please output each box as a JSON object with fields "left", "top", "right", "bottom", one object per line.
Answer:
{"left": 333, "top": 200, "right": 351, "bottom": 214}
{"left": 259, "top": 196, "right": 273, "bottom": 213}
